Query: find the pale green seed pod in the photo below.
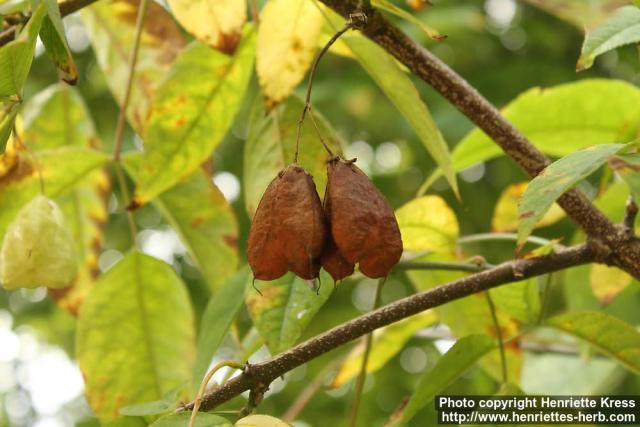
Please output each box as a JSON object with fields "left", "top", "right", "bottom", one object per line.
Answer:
{"left": 0, "top": 195, "right": 78, "bottom": 290}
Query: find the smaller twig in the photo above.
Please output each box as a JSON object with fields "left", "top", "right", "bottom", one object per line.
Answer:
{"left": 294, "top": 22, "right": 353, "bottom": 163}
{"left": 458, "top": 232, "right": 558, "bottom": 248}
{"left": 623, "top": 196, "right": 638, "bottom": 236}
{"left": 189, "top": 360, "right": 245, "bottom": 427}
{"left": 349, "top": 277, "right": 385, "bottom": 427}
{"left": 536, "top": 273, "right": 552, "bottom": 325}
{"left": 396, "top": 260, "right": 493, "bottom": 273}
{"left": 484, "top": 291, "right": 507, "bottom": 384}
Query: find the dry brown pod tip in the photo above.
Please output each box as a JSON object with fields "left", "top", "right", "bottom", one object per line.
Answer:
{"left": 247, "top": 164, "right": 326, "bottom": 281}
{"left": 322, "top": 156, "right": 403, "bottom": 279}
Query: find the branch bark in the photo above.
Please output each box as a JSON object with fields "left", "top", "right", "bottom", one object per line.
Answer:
{"left": 317, "top": 0, "right": 640, "bottom": 279}
{"left": 185, "top": 244, "right": 593, "bottom": 412}
{"left": 0, "top": 0, "right": 100, "bottom": 47}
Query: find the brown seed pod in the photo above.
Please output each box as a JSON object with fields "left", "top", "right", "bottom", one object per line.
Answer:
{"left": 320, "top": 233, "right": 354, "bottom": 282}
{"left": 324, "top": 157, "right": 403, "bottom": 278}
{"left": 247, "top": 164, "right": 326, "bottom": 281}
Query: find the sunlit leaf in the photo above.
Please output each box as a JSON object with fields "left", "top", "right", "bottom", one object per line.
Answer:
{"left": 546, "top": 311, "right": 640, "bottom": 374}
{"left": 150, "top": 413, "right": 231, "bottom": 427}
{"left": 0, "top": 147, "right": 108, "bottom": 241}
{"left": 256, "top": 0, "right": 323, "bottom": 104}
{"left": 235, "top": 415, "right": 290, "bottom": 427}
{"left": 0, "top": 2, "right": 46, "bottom": 97}
{"left": 341, "top": 33, "right": 458, "bottom": 196}
{"left": 119, "top": 387, "right": 181, "bottom": 416}
{"left": 77, "top": 252, "right": 196, "bottom": 422}
{"left": 395, "top": 195, "right": 458, "bottom": 253}
{"left": 243, "top": 95, "right": 341, "bottom": 216}
{"left": 81, "top": 0, "right": 186, "bottom": 133}
{"left": 609, "top": 152, "right": 640, "bottom": 202}
{"left": 421, "top": 79, "right": 640, "bottom": 192}
{"left": 246, "top": 271, "right": 333, "bottom": 354}
{"left": 192, "top": 267, "right": 249, "bottom": 394}
{"left": 22, "top": 84, "right": 109, "bottom": 314}
{"left": 517, "top": 144, "right": 624, "bottom": 248}
{"left": 589, "top": 264, "right": 632, "bottom": 306}
{"left": 492, "top": 182, "right": 564, "bottom": 232}
{"left": 490, "top": 279, "right": 540, "bottom": 324}
{"left": 0, "top": 99, "right": 19, "bottom": 153}
{"left": 578, "top": 6, "right": 640, "bottom": 71}
{"left": 167, "top": 0, "right": 246, "bottom": 53}
{"left": 331, "top": 311, "right": 437, "bottom": 387}
{"left": 134, "top": 28, "right": 255, "bottom": 204}
{"left": 395, "top": 334, "right": 494, "bottom": 426}
{"left": 40, "top": 0, "right": 77, "bottom": 83}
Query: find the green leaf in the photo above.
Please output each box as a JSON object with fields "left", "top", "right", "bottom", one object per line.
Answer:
{"left": 546, "top": 311, "right": 640, "bottom": 374}
{"left": 192, "top": 267, "right": 249, "bottom": 394}
{"left": 134, "top": 27, "right": 255, "bottom": 204}
{"left": 578, "top": 6, "right": 640, "bottom": 71}
{"left": 489, "top": 279, "right": 541, "bottom": 324}
{"left": 150, "top": 413, "right": 231, "bottom": 427}
{"left": 421, "top": 79, "right": 640, "bottom": 192}
{"left": 341, "top": 33, "right": 458, "bottom": 196}
{"left": 80, "top": 0, "right": 186, "bottom": 133}
{"left": 39, "top": 0, "right": 77, "bottom": 83}
{"left": 525, "top": 0, "right": 630, "bottom": 29}
{"left": 331, "top": 311, "right": 437, "bottom": 387}
{"left": 119, "top": 387, "right": 182, "bottom": 416}
{"left": 246, "top": 271, "right": 334, "bottom": 354}
{"left": 395, "top": 195, "right": 459, "bottom": 253}
{"left": 0, "top": 2, "right": 47, "bottom": 97}
{"left": 517, "top": 143, "right": 624, "bottom": 248}
{"left": 23, "top": 84, "right": 98, "bottom": 149}
{"left": 396, "top": 334, "right": 494, "bottom": 426}
{"left": 235, "top": 415, "right": 290, "bottom": 427}
{"left": 243, "top": 95, "right": 341, "bottom": 216}
{"left": 77, "top": 252, "right": 196, "bottom": 422}
{"left": 371, "top": 0, "right": 445, "bottom": 40}
{"left": 0, "top": 99, "right": 19, "bottom": 153}
{"left": 0, "top": 147, "right": 108, "bottom": 242}
{"left": 609, "top": 152, "right": 640, "bottom": 202}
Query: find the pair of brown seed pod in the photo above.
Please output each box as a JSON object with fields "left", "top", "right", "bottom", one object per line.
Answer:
{"left": 247, "top": 156, "right": 403, "bottom": 283}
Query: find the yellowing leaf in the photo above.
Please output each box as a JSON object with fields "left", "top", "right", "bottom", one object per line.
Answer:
{"left": 589, "top": 264, "right": 632, "bottom": 306}
{"left": 168, "top": 0, "right": 246, "bottom": 53}
{"left": 81, "top": 0, "right": 186, "bottom": 133}
{"left": 77, "top": 252, "right": 196, "bottom": 422}
{"left": 0, "top": 195, "right": 78, "bottom": 290}
{"left": 395, "top": 195, "right": 458, "bottom": 253}
{"left": 492, "top": 182, "right": 564, "bottom": 232}
{"left": 256, "top": 0, "right": 323, "bottom": 103}
{"left": 134, "top": 28, "right": 255, "bottom": 204}
{"left": 331, "top": 311, "right": 437, "bottom": 387}
{"left": 235, "top": 415, "right": 290, "bottom": 427}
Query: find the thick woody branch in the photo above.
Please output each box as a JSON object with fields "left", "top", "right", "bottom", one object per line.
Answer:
{"left": 317, "top": 0, "right": 640, "bottom": 279}
{"left": 186, "top": 244, "right": 593, "bottom": 412}
{"left": 0, "top": 0, "right": 100, "bottom": 47}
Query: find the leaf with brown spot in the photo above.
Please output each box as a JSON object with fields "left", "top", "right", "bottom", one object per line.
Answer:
{"left": 324, "top": 157, "right": 402, "bottom": 278}
{"left": 248, "top": 164, "right": 326, "bottom": 281}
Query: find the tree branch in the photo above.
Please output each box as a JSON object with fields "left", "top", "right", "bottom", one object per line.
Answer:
{"left": 184, "top": 244, "right": 593, "bottom": 412}
{"left": 316, "top": 0, "right": 640, "bottom": 279}
{"left": 0, "top": 0, "right": 100, "bottom": 47}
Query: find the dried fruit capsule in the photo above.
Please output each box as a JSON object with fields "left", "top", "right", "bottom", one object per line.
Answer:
{"left": 248, "top": 164, "right": 326, "bottom": 280}
{"left": 324, "top": 157, "right": 402, "bottom": 278}
{"left": 320, "top": 234, "right": 354, "bottom": 282}
{"left": 1, "top": 195, "right": 78, "bottom": 290}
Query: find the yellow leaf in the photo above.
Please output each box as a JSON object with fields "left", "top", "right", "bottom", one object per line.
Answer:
{"left": 167, "top": 0, "right": 246, "bottom": 53}
{"left": 236, "top": 415, "right": 291, "bottom": 427}
{"left": 256, "top": 0, "right": 324, "bottom": 104}
{"left": 395, "top": 195, "right": 459, "bottom": 253}
{"left": 590, "top": 264, "right": 632, "bottom": 306}
{"left": 492, "top": 182, "right": 564, "bottom": 232}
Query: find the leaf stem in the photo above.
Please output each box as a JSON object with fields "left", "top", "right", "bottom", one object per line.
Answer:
{"left": 457, "top": 232, "right": 556, "bottom": 248}
{"left": 348, "top": 277, "right": 385, "bottom": 427}
{"left": 111, "top": 0, "right": 149, "bottom": 246}
{"left": 484, "top": 291, "right": 508, "bottom": 384}
{"left": 396, "top": 260, "right": 493, "bottom": 273}
{"left": 189, "top": 360, "right": 245, "bottom": 427}
{"left": 293, "top": 23, "right": 353, "bottom": 163}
